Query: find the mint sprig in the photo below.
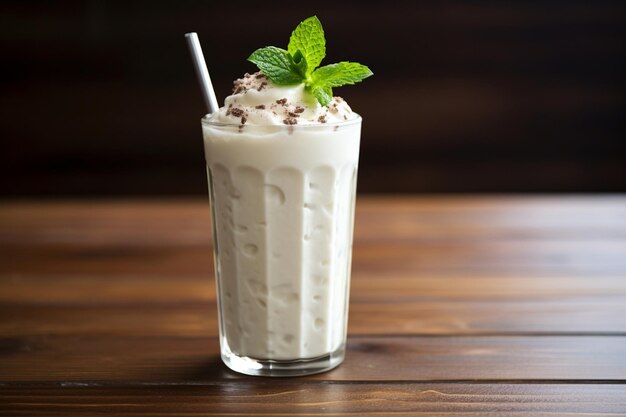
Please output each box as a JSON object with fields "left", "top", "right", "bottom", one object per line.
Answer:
{"left": 247, "top": 16, "right": 373, "bottom": 106}
{"left": 288, "top": 16, "right": 326, "bottom": 74}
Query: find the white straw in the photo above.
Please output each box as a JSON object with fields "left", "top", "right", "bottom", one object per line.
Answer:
{"left": 185, "top": 32, "right": 219, "bottom": 114}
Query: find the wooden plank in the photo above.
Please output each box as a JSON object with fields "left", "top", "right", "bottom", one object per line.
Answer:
{"left": 0, "top": 200, "right": 213, "bottom": 247}
{"left": 1, "top": 335, "right": 625, "bottom": 382}
{"left": 4, "top": 273, "right": 626, "bottom": 304}
{"left": 2, "top": 384, "right": 625, "bottom": 416}
{"left": 1, "top": 197, "right": 625, "bottom": 246}
{"left": 1, "top": 275, "right": 625, "bottom": 337}
{"left": 2, "top": 299, "right": 626, "bottom": 339}
{"left": 2, "top": 299, "right": 625, "bottom": 338}
{"left": 1, "top": 239, "right": 624, "bottom": 276}
{"left": 1, "top": 198, "right": 623, "bottom": 276}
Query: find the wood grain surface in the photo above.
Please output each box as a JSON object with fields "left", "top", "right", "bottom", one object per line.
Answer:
{"left": 3, "top": 385, "right": 626, "bottom": 416}
{"left": 1, "top": 196, "right": 625, "bottom": 415}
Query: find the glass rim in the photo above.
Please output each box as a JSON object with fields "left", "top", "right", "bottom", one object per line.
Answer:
{"left": 201, "top": 112, "right": 361, "bottom": 129}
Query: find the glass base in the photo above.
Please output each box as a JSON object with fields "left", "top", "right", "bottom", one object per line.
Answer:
{"left": 221, "top": 343, "right": 345, "bottom": 377}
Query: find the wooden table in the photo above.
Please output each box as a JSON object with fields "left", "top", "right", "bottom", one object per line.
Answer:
{"left": 1, "top": 196, "right": 625, "bottom": 415}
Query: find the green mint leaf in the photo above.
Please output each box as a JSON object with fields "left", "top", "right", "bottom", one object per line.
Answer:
{"left": 247, "top": 46, "right": 304, "bottom": 85}
{"left": 311, "top": 62, "right": 373, "bottom": 88}
{"left": 309, "top": 85, "right": 333, "bottom": 107}
{"left": 288, "top": 16, "right": 325, "bottom": 75}
{"left": 291, "top": 50, "right": 308, "bottom": 79}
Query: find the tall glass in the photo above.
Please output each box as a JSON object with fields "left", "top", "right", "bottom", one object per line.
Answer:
{"left": 201, "top": 115, "right": 361, "bottom": 376}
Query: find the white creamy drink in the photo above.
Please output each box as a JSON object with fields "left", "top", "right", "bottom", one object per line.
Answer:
{"left": 202, "top": 72, "right": 360, "bottom": 369}
{"left": 189, "top": 14, "right": 372, "bottom": 376}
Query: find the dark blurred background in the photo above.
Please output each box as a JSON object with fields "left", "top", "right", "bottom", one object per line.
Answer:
{"left": 1, "top": 1, "right": 624, "bottom": 196}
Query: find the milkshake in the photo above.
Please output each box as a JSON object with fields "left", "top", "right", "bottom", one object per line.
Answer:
{"left": 194, "top": 16, "right": 372, "bottom": 376}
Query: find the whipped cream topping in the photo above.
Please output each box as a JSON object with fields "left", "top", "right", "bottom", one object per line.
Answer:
{"left": 209, "top": 72, "right": 355, "bottom": 126}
